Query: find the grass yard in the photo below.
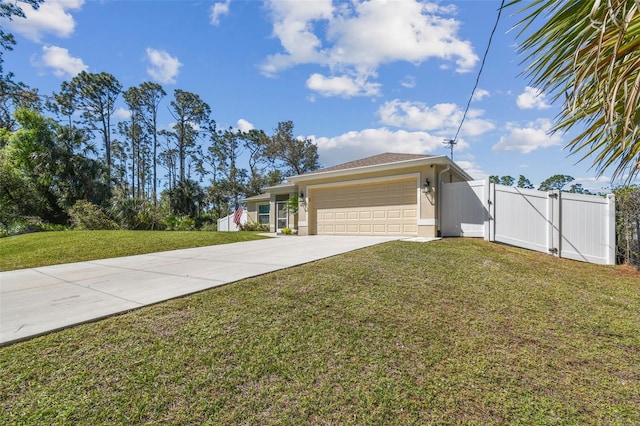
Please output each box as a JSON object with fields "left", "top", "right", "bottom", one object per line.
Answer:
{"left": 1, "top": 238, "right": 639, "bottom": 424}
{"left": 0, "top": 230, "right": 268, "bottom": 271}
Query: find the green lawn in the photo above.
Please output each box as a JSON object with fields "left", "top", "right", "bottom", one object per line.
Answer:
{"left": 1, "top": 239, "right": 639, "bottom": 424}
{"left": 0, "top": 230, "right": 268, "bottom": 271}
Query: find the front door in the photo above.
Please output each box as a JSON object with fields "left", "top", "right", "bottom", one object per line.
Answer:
{"left": 276, "top": 201, "right": 288, "bottom": 231}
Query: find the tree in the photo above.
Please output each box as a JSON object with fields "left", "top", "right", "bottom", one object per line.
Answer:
{"left": 65, "top": 71, "right": 122, "bottom": 191}
{"left": 168, "top": 89, "right": 210, "bottom": 183}
{"left": 0, "top": 1, "right": 44, "bottom": 133}
{"left": 0, "top": 1, "right": 43, "bottom": 57}
{"left": 158, "top": 129, "right": 178, "bottom": 191}
{"left": 517, "top": 175, "right": 534, "bottom": 189}
{"left": 538, "top": 174, "right": 574, "bottom": 191}
{"left": 613, "top": 185, "right": 640, "bottom": 266}
{"left": 137, "top": 82, "right": 165, "bottom": 202}
{"left": 207, "top": 126, "right": 248, "bottom": 218}
{"left": 122, "top": 86, "right": 154, "bottom": 199}
{"left": 0, "top": 109, "right": 105, "bottom": 224}
{"left": 241, "top": 128, "right": 272, "bottom": 196}
{"left": 511, "top": 0, "right": 640, "bottom": 182}
{"left": 168, "top": 179, "right": 205, "bottom": 218}
{"left": 489, "top": 175, "right": 515, "bottom": 186}
{"left": 265, "top": 121, "right": 319, "bottom": 176}
{"left": 567, "top": 183, "right": 594, "bottom": 195}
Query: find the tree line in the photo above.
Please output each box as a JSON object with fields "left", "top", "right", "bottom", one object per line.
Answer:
{"left": 488, "top": 174, "right": 594, "bottom": 194}
{"left": 0, "top": 2, "right": 319, "bottom": 233}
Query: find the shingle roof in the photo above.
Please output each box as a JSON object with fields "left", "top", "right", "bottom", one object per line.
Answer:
{"left": 303, "top": 152, "right": 432, "bottom": 176}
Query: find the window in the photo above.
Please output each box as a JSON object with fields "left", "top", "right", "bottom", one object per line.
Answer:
{"left": 258, "top": 204, "right": 270, "bottom": 225}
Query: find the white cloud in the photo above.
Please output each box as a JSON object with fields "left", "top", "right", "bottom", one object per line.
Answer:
{"left": 400, "top": 75, "right": 416, "bottom": 89}
{"left": 113, "top": 107, "right": 131, "bottom": 120}
{"left": 472, "top": 88, "right": 489, "bottom": 102}
{"left": 306, "top": 73, "right": 380, "bottom": 97}
{"left": 454, "top": 159, "right": 487, "bottom": 180}
{"left": 3, "top": 0, "right": 84, "bottom": 42}
{"left": 493, "top": 119, "right": 563, "bottom": 153}
{"left": 38, "top": 45, "right": 87, "bottom": 77}
{"left": 237, "top": 119, "right": 254, "bottom": 132}
{"left": 210, "top": 0, "right": 231, "bottom": 26}
{"left": 262, "top": 0, "right": 478, "bottom": 97}
{"left": 516, "top": 86, "right": 551, "bottom": 110}
{"left": 309, "top": 127, "right": 469, "bottom": 167}
{"left": 377, "top": 99, "right": 494, "bottom": 136}
{"left": 145, "top": 48, "right": 182, "bottom": 84}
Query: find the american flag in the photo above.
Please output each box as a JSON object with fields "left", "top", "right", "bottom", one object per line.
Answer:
{"left": 233, "top": 203, "right": 243, "bottom": 226}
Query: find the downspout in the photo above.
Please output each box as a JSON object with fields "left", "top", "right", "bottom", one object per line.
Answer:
{"left": 437, "top": 164, "right": 451, "bottom": 237}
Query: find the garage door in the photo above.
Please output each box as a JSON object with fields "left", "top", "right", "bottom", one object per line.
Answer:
{"left": 313, "top": 178, "right": 418, "bottom": 236}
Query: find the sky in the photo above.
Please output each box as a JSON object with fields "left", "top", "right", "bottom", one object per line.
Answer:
{"left": 1, "top": 0, "right": 633, "bottom": 192}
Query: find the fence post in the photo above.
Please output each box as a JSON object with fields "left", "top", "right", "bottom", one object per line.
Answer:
{"left": 488, "top": 181, "right": 495, "bottom": 241}
{"left": 607, "top": 193, "right": 616, "bottom": 265}
{"left": 548, "top": 190, "right": 561, "bottom": 257}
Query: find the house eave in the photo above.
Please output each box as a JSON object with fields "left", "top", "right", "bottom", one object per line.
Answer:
{"left": 287, "top": 155, "right": 473, "bottom": 182}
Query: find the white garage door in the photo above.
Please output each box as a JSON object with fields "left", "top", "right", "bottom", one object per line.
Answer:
{"left": 313, "top": 178, "right": 418, "bottom": 236}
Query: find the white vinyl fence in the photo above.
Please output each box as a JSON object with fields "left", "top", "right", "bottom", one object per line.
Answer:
{"left": 217, "top": 210, "right": 247, "bottom": 232}
{"left": 442, "top": 180, "right": 616, "bottom": 265}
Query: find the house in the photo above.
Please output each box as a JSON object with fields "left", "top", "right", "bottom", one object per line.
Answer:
{"left": 243, "top": 152, "right": 472, "bottom": 237}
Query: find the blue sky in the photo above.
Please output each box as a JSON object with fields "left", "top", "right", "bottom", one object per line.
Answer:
{"left": 2, "top": 0, "right": 630, "bottom": 191}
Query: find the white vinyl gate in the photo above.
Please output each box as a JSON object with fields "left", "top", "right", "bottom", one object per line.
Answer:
{"left": 441, "top": 180, "right": 489, "bottom": 238}
{"left": 442, "top": 180, "right": 616, "bottom": 265}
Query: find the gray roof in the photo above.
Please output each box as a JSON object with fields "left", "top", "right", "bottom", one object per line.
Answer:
{"left": 294, "top": 152, "right": 433, "bottom": 177}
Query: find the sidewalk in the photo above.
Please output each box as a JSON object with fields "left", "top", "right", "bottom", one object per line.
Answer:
{"left": 0, "top": 235, "right": 401, "bottom": 345}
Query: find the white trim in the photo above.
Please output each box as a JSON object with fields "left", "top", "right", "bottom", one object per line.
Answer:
{"left": 298, "top": 221, "right": 308, "bottom": 227}
{"left": 288, "top": 156, "right": 473, "bottom": 183}
{"left": 418, "top": 219, "right": 437, "bottom": 226}
{"left": 306, "top": 172, "right": 420, "bottom": 190}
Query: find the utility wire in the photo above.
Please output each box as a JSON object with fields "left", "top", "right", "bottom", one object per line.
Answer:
{"left": 451, "top": 0, "right": 505, "bottom": 143}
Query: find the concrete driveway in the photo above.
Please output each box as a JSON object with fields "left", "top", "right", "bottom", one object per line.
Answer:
{"left": 0, "top": 235, "right": 401, "bottom": 345}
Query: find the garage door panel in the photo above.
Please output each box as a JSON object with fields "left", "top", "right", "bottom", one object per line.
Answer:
{"left": 313, "top": 178, "right": 418, "bottom": 236}
{"left": 387, "top": 209, "right": 401, "bottom": 219}
{"left": 359, "top": 224, "right": 372, "bottom": 233}
{"left": 373, "top": 210, "right": 386, "bottom": 219}
{"left": 403, "top": 209, "right": 417, "bottom": 219}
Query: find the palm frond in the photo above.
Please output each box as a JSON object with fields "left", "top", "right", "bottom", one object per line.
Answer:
{"left": 510, "top": 0, "right": 640, "bottom": 182}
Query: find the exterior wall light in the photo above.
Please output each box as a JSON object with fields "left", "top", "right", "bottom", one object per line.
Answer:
{"left": 423, "top": 178, "right": 431, "bottom": 192}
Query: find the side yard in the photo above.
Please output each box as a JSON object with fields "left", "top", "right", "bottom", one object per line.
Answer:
{"left": 1, "top": 238, "right": 639, "bottom": 424}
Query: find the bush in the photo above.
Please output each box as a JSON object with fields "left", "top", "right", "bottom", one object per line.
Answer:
{"left": 68, "top": 201, "right": 119, "bottom": 230}
{"left": 0, "top": 217, "right": 68, "bottom": 237}
{"left": 239, "top": 222, "right": 270, "bottom": 232}
{"left": 280, "top": 227, "right": 293, "bottom": 235}
{"left": 108, "top": 196, "right": 166, "bottom": 230}
{"left": 199, "top": 222, "right": 218, "bottom": 232}
{"left": 164, "top": 215, "right": 196, "bottom": 231}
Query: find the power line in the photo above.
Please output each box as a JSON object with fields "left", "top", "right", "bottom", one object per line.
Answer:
{"left": 449, "top": 0, "right": 505, "bottom": 150}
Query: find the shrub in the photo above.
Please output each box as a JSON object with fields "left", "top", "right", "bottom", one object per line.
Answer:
{"left": 239, "top": 222, "right": 270, "bottom": 232}
{"left": 200, "top": 222, "right": 218, "bottom": 232}
{"left": 68, "top": 201, "right": 118, "bottom": 230}
{"left": 164, "top": 215, "right": 196, "bottom": 231}
{"left": 0, "top": 217, "right": 68, "bottom": 237}
{"left": 280, "top": 227, "right": 293, "bottom": 235}
{"left": 107, "top": 196, "right": 166, "bottom": 230}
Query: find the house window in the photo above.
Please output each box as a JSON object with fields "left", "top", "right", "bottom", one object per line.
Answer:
{"left": 258, "top": 204, "right": 270, "bottom": 225}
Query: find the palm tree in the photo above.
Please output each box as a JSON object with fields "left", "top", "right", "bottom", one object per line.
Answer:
{"left": 510, "top": 0, "right": 640, "bottom": 182}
